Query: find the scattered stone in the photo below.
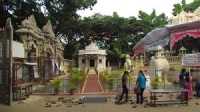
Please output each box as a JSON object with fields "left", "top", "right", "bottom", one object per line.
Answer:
{"left": 144, "top": 104, "right": 149, "bottom": 108}
{"left": 79, "top": 96, "right": 84, "bottom": 100}
{"left": 115, "top": 95, "right": 120, "bottom": 100}
{"left": 45, "top": 103, "right": 52, "bottom": 107}
{"left": 160, "top": 105, "right": 164, "bottom": 107}
{"left": 58, "top": 97, "right": 64, "bottom": 102}
{"left": 174, "top": 104, "right": 179, "bottom": 107}
{"left": 51, "top": 100, "right": 56, "bottom": 104}
{"left": 130, "top": 101, "right": 135, "bottom": 104}
{"left": 18, "top": 101, "right": 24, "bottom": 104}
{"left": 78, "top": 101, "right": 83, "bottom": 104}
{"left": 67, "top": 105, "right": 72, "bottom": 107}
{"left": 82, "top": 104, "right": 86, "bottom": 107}
{"left": 195, "top": 102, "right": 199, "bottom": 105}
{"left": 62, "top": 99, "right": 73, "bottom": 103}
{"left": 45, "top": 105, "right": 52, "bottom": 107}
{"left": 56, "top": 104, "right": 61, "bottom": 107}
{"left": 132, "top": 104, "right": 137, "bottom": 108}
{"left": 22, "top": 97, "right": 27, "bottom": 100}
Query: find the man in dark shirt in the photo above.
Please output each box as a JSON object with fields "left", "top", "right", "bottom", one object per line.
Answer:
{"left": 119, "top": 71, "right": 129, "bottom": 102}
{"left": 194, "top": 78, "right": 200, "bottom": 97}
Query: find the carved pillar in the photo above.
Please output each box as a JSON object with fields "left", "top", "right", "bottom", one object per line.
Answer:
{"left": 20, "top": 34, "right": 34, "bottom": 60}
{"left": 140, "top": 55, "right": 144, "bottom": 67}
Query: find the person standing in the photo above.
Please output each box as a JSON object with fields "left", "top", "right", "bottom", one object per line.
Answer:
{"left": 179, "top": 68, "right": 186, "bottom": 87}
{"left": 194, "top": 78, "right": 200, "bottom": 97}
{"left": 136, "top": 70, "right": 146, "bottom": 104}
{"left": 119, "top": 71, "right": 129, "bottom": 102}
{"left": 184, "top": 72, "right": 193, "bottom": 99}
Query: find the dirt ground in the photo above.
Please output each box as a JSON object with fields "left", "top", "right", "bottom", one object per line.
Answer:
{"left": 0, "top": 94, "right": 200, "bottom": 112}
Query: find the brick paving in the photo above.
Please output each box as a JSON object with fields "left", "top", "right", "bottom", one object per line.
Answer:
{"left": 83, "top": 73, "right": 103, "bottom": 93}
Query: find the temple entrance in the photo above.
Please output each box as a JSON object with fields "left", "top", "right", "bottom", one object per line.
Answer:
{"left": 90, "top": 59, "right": 95, "bottom": 67}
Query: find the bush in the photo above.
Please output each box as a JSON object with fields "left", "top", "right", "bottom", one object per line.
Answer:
{"left": 102, "top": 71, "right": 116, "bottom": 85}
{"left": 151, "top": 76, "right": 160, "bottom": 89}
{"left": 50, "top": 79, "right": 63, "bottom": 94}
{"left": 69, "top": 69, "right": 84, "bottom": 89}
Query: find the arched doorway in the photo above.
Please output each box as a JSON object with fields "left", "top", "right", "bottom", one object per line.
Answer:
{"left": 172, "top": 35, "right": 200, "bottom": 54}
{"left": 90, "top": 59, "right": 95, "bottom": 67}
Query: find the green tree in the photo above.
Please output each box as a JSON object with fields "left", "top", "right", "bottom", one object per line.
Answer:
{"left": 184, "top": 0, "right": 200, "bottom": 12}
{"left": 0, "top": 0, "right": 168, "bottom": 62}
{"left": 0, "top": 0, "right": 97, "bottom": 59}
{"left": 172, "top": 0, "right": 200, "bottom": 16}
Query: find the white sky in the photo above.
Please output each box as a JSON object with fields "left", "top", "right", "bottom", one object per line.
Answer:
{"left": 77, "top": 0, "right": 194, "bottom": 18}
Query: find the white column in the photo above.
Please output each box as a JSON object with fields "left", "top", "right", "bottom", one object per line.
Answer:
{"left": 78, "top": 56, "right": 80, "bottom": 68}
{"left": 103, "top": 56, "right": 106, "bottom": 69}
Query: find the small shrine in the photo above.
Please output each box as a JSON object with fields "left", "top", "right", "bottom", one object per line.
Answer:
{"left": 77, "top": 42, "right": 107, "bottom": 71}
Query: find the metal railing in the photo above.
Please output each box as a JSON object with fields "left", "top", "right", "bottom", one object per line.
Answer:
{"left": 30, "top": 69, "right": 200, "bottom": 94}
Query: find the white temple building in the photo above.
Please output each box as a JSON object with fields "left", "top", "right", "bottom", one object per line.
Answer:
{"left": 77, "top": 42, "right": 107, "bottom": 71}
{"left": 168, "top": 7, "right": 200, "bottom": 25}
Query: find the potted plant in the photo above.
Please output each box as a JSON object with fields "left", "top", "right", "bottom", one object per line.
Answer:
{"left": 129, "top": 75, "right": 137, "bottom": 89}
{"left": 69, "top": 79, "right": 77, "bottom": 95}
{"left": 151, "top": 76, "right": 160, "bottom": 89}
{"left": 68, "top": 69, "right": 83, "bottom": 95}
{"left": 50, "top": 79, "right": 63, "bottom": 94}
{"left": 103, "top": 72, "right": 116, "bottom": 90}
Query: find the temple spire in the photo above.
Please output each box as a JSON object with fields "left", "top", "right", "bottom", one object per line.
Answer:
{"left": 181, "top": 7, "right": 185, "bottom": 12}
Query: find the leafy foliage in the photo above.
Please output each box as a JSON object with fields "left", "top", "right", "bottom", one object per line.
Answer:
{"left": 172, "top": 0, "right": 200, "bottom": 16}
{"left": 102, "top": 71, "right": 116, "bottom": 85}
{"left": 1, "top": 0, "right": 169, "bottom": 62}
{"left": 150, "top": 76, "right": 161, "bottom": 89}
{"left": 69, "top": 69, "right": 84, "bottom": 89}
{"left": 50, "top": 79, "right": 63, "bottom": 94}
{"left": 50, "top": 79, "right": 63, "bottom": 89}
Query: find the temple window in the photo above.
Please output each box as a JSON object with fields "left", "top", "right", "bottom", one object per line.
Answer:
{"left": 99, "top": 59, "right": 102, "bottom": 63}
{"left": 82, "top": 59, "right": 85, "bottom": 64}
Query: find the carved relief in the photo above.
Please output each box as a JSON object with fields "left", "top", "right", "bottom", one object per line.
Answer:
{"left": 21, "top": 15, "right": 42, "bottom": 33}
{"left": 5, "top": 18, "right": 12, "bottom": 30}
{"left": 169, "top": 7, "right": 200, "bottom": 25}
{"left": 21, "top": 36, "right": 34, "bottom": 52}
{"left": 42, "top": 20, "right": 55, "bottom": 37}
{"left": 16, "top": 15, "right": 64, "bottom": 59}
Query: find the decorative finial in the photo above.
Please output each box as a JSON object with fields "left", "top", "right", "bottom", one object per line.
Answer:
{"left": 89, "top": 36, "right": 93, "bottom": 43}
{"left": 181, "top": 7, "right": 184, "bottom": 12}
{"left": 6, "top": 18, "right": 11, "bottom": 22}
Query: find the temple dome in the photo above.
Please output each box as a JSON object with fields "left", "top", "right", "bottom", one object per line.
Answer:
{"left": 156, "top": 46, "right": 163, "bottom": 51}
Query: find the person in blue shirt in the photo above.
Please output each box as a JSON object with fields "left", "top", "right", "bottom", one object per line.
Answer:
{"left": 136, "top": 70, "right": 146, "bottom": 104}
